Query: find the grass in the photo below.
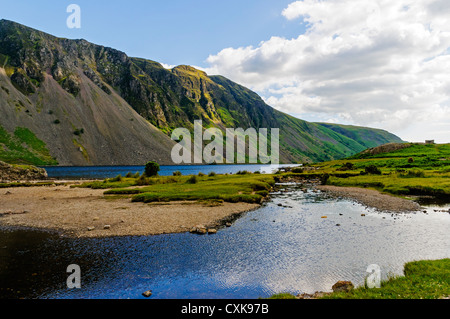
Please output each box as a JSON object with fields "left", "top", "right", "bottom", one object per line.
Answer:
{"left": 0, "top": 125, "right": 58, "bottom": 165}
{"left": 284, "top": 143, "right": 450, "bottom": 197}
{"left": 323, "top": 259, "right": 450, "bottom": 299}
{"left": 77, "top": 173, "right": 275, "bottom": 204}
{"left": 268, "top": 259, "right": 450, "bottom": 299}
{"left": 0, "top": 181, "right": 55, "bottom": 188}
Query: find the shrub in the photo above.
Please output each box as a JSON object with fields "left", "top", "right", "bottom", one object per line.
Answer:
{"left": 198, "top": 172, "right": 206, "bottom": 177}
{"left": 73, "top": 128, "right": 84, "bottom": 136}
{"left": 173, "top": 171, "right": 182, "bottom": 176}
{"left": 320, "top": 173, "right": 330, "bottom": 185}
{"left": 186, "top": 175, "right": 198, "bottom": 184}
{"left": 133, "top": 172, "right": 141, "bottom": 178}
{"left": 125, "top": 172, "right": 133, "bottom": 178}
{"left": 292, "top": 167, "right": 304, "bottom": 173}
{"left": 365, "top": 165, "right": 382, "bottom": 175}
{"left": 338, "top": 162, "right": 354, "bottom": 171}
{"left": 109, "top": 174, "right": 122, "bottom": 182}
{"left": 208, "top": 171, "right": 216, "bottom": 177}
{"left": 145, "top": 161, "right": 160, "bottom": 177}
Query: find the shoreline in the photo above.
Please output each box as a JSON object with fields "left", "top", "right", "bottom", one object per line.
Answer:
{"left": 316, "top": 185, "right": 423, "bottom": 212}
{"left": 0, "top": 183, "right": 260, "bottom": 238}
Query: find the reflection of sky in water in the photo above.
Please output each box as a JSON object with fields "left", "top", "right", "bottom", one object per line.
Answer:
{"left": 1, "top": 185, "right": 449, "bottom": 299}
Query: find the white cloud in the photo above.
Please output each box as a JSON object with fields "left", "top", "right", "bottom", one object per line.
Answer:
{"left": 203, "top": 0, "right": 450, "bottom": 143}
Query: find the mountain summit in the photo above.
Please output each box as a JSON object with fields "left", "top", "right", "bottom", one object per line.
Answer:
{"left": 0, "top": 19, "right": 403, "bottom": 165}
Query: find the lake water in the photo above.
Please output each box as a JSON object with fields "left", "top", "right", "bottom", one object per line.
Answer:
{"left": 1, "top": 183, "right": 449, "bottom": 299}
{"left": 42, "top": 164, "right": 299, "bottom": 179}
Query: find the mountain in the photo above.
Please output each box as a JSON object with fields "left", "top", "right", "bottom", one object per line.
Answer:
{"left": 0, "top": 20, "right": 403, "bottom": 166}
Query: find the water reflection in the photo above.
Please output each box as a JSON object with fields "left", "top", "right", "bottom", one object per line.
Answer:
{"left": 1, "top": 185, "right": 449, "bottom": 299}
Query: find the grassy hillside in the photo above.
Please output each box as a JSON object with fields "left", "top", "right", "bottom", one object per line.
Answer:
{"left": 0, "top": 124, "right": 57, "bottom": 165}
{"left": 293, "top": 143, "right": 450, "bottom": 197}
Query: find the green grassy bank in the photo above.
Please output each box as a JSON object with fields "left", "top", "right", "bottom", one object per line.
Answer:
{"left": 270, "top": 259, "right": 450, "bottom": 299}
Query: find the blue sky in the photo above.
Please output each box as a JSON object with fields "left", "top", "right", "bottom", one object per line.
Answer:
{"left": 0, "top": 0, "right": 303, "bottom": 67}
{"left": 1, "top": 0, "right": 450, "bottom": 143}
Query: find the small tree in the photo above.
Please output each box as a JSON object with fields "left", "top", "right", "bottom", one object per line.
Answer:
{"left": 145, "top": 161, "right": 160, "bottom": 177}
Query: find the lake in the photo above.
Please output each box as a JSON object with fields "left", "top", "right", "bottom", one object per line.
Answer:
{"left": 1, "top": 182, "right": 449, "bottom": 299}
{"left": 41, "top": 164, "right": 299, "bottom": 179}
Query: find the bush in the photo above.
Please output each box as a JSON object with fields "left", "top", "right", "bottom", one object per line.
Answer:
{"left": 145, "top": 161, "right": 160, "bottom": 177}
{"left": 133, "top": 172, "right": 141, "bottom": 178}
{"left": 109, "top": 174, "right": 122, "bottom": 182}
{"left": 338, "top": 162, "right": 354, "bottom": 171}
{"left": 125, "top": 172, "right": 133, "bottom": 178}
{"left": 292, "top": 167, "right": 304, "bottom": 173}
{"left": 320, "top": 173, "right": 330, "bottom": 185}
{"left": 365, "top": 165, "right": 382, "bottom": 175}
{"left": 173, "top": 171, "right": 182, "bottom": 176}
{"left": 208, "top": 172, "right": 216, "bottom": 177}
{"left": 187, "top": 175, "right": 198, "bottom": 184}
{"left": 198, "top": 172, "right": 205, "bottom": 177}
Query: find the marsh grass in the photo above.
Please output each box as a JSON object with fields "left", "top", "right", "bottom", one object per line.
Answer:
{"left": 80, "top": 174, "right": 275, "bottom": 204}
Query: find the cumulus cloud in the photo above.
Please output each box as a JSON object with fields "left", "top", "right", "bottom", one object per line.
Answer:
{"left": 204, "top": 0, "right": 450, "bottom": 142}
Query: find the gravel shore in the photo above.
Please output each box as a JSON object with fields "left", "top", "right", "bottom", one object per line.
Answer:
{"left": 0, "top": 184, "right": 259, "bottom": 237}
{"left": 317, "top": 185, "right": 422, "bottom": 212}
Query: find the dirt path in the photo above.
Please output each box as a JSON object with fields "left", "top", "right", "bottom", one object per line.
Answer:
{"left": 0, "top": 184, "right": 259, "bottom": 237}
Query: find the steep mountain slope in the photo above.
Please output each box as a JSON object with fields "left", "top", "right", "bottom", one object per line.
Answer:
{"left": 0, "top": 19, "right": 403, "bottom": 165}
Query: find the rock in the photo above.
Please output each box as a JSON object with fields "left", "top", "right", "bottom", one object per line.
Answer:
{"left": 321, "top": 216, "right": 327, "bottom": 219}
{"left": 332, "top": 281, "right": 354, "bottom": 293}
{"left": 142, "top": 290, "right": 152, "bottom": 298}
{"left": 361, "top": 214, "right": 366, "bottom": 217}
{"left": 103, "top": 225, "right": 111, "bottom": 230}
{"left": 4, "top": 191, "right": 12, "bottom": 195}
{"left": 297, "top": 291, "right": 331, "bottom": 299}
{"left": 87, "top": 226, "right": 95, "bottom": 231}
{"left": 93, "top": 217, "right": 99, "bottom": 221}
{"left": 207, "top": 229, "right": 217, "bottom": 234}
{"left": 225, "top": 222, "right": 232, "bottom": 227}
{"left": 190, "top": 225, "right": 207, "bottom": 234}
{"left": 0, "top": 161, "right": 47, "bottom": 181}
{"left": 336, "top": 224, "right": 341, "bottom": 227}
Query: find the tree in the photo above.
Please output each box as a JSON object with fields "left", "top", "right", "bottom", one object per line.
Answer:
{"left": 145, "top": 161, "right": 160, "bottom": 177}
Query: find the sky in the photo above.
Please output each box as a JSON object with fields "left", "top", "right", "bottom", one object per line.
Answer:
{"left": 1, "top": 0, "right": 450, "bottom": 143}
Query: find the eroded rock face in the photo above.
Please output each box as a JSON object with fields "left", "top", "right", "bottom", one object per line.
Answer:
{"left": 0, "top": 161, "right": 48, "bottom": 181}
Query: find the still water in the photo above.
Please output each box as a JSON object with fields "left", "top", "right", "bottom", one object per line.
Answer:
{"left": 1, "top": 183, "right": 449, "bottom": 299}
{"left": 42, "top": 164, "right": 298, "bottom": 179}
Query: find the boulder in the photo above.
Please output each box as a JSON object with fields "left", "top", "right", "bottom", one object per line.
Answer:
{"left": 332, "top": 281, "right": 354, "bottom": 293}
{"left": 0, "top": 161, "right": 48, "bottom": 182}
